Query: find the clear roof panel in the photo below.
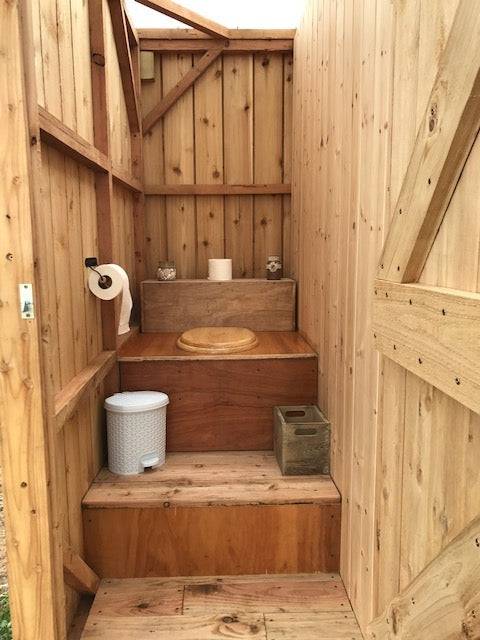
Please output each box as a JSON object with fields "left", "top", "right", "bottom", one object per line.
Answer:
{"left": 126, "top": 0, "right": 303, "bottom": 29}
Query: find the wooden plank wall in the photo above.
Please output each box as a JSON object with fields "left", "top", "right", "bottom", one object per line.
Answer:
{"left": 375, "top": 0, "right": 480, "bottom": 620}
{"left": 293, "top": 0, "right": 480, "bottom": 633}
{"left": 31, "top": 0, "right": 139, "bottom": 632}
{"left": 141, "top": 51, "right": 293, "bottom": 279}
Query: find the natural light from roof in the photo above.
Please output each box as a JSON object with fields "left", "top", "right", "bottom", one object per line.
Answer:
{"left": 126, "top": 0, "right": 303, "bottom": 29}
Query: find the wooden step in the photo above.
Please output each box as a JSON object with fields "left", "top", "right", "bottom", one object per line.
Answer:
{"left": 118, "top": 332, "right": 317, "bottom": 451}
{"left": 82, "top": 452, "right": 341, "bottom": 578}
{"left": 80, "top": 573, "right": 362, "bottom": 639}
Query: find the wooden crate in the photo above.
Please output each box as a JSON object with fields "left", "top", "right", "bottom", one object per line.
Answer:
{"left": 274, "top": 405, "right": 331, "bottom": 476}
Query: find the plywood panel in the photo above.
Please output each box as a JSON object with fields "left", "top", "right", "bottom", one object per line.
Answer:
{"left": 120, "top": 355, "right": 317, "bottom": 451}
{"left": 141, "top": 279, "right": 296, "bottom": 332}
{"left": 84, "top": 503, "right": 340, "bottom": 578}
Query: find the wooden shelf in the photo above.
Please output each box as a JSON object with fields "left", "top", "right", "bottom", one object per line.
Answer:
{"left": 83, "top": 451, "right": 340, "bottom": 509}
{"left": 118, "top": 331, "right": 315, "bottom": 362}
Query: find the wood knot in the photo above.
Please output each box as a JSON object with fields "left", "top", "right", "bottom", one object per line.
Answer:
{"left": 92, "top": 53, "right": 105, "bottom": 67}
{"left": 429, "top": 103, "right": 438, "bottom": 132}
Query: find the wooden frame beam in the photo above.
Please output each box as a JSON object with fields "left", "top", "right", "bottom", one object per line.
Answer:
{"left": 112, "top": 165, "right": 143, "bottom": 193}
{"left": 145, "top": 183, "right": 291, "bottom": 196}
{"left": 39, "top": 107, "right": 109, "bottom": 172}
{"left": 137, "top": 28, "right": 296, "bottom": 40}
{"left": 134, "top": 0, "right": 230, "bottom": 39}
{"left": 373, "top": 279, "right": 480, "bottom": 414}
{"left": 1, "top": 1, "right": 62, "bottom": 637}
{"left": 54, "top": 351, "right": 116, "bottom": 431}
{"left": 143, "top": 45, "right": 224, "bottom": 134}
{"left": 124, "top": 3, "right": 139, "bottom": 48}
{"left": 377, "top": 0, "right": 480, "bottom": 283}
{"left": 107, "top": 0, "right": 141, "bottom": 133}
{"left": 63, "top": 548, "right": 100, "bottom": 595}
{"left": 140, "top": 39, "right": 293, "bottom": 53}
{"left": 368, "top": 514, "right": 480, "bottom": 639}
{"left": 39, "top": 107, "right": 142, "bottom": 194}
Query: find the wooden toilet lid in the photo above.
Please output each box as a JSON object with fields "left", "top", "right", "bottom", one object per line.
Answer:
{"left": 176, "top": 326, "right": 258, "bottom": 354}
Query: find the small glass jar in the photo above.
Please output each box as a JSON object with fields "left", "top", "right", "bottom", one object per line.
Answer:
{"left": 157, "top": 260, "right": 176, "bottom": 281}
{"left": 266, "top": 255, "right": 283, "bottom": 280}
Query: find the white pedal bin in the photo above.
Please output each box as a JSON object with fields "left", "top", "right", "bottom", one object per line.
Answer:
{"left": 105, "top": 391, "right": 169, "bottom": 475}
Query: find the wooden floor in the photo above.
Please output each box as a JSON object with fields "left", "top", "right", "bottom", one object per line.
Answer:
{"left": 80, "top": 573, "right": 362, "bottom": 639}
{"left": 118, "top": 331, "right": 316, "bottom": 361}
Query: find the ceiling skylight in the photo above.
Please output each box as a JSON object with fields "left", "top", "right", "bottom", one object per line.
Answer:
{"left": 126, "top": 0, "right": 303, "bottom": 29}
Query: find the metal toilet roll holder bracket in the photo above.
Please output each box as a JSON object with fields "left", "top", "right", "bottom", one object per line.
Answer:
{"left": 85, "top": 257, "right": 112, "bottom": 290}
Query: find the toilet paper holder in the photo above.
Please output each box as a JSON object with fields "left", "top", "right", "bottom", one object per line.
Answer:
{"left": 85, "top": 257, "right": 112, "bottom": 290}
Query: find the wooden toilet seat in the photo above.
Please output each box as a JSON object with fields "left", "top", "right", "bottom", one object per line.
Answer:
{"left": 176, "top": 326, "right": 258, "bottom": 354}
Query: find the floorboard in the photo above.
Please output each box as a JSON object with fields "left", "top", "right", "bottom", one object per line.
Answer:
{"left": 81, "top": 574, "right": 362, "bottom": 639}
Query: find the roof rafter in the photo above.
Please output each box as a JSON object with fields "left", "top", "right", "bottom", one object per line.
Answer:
{"left": 134, "top": 0, "right": 230, "bottom": 39}
{"left": 107, "top": 0, "right": 141, "bottom": 133}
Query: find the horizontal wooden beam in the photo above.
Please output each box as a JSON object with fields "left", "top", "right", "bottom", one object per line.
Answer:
{"left": 145, "top": 183, "right": 291, "bottom": 196}
{"left": 39, "top": 108, "right": 142, "bottom": 193}
{"left": 108, "top": 0, "right": 141, "bottom": 133}
{"left": 140, "top": 39, "right": 294, "bottom": 53}
{"left": 39, "top": 107, "right": 109, "bottom": 173}
{"left": 54, "top": 350, "right": 116, "bottom": 431}
{"left": 134, "top": 0, "right": 229, "bottom": 39}
{"left": 63, "top": 547, "right": 100, "bottom": 595}
{"left": 373, "top": 279, "right": 480, "bottom": 414}
{"left": 378, "top": 0, "right": 480, "bottom": 283}
{"left": 367, "top": 513, "right": 480, "bottom": 639}
{"left": 112, "top": 165, "right": 143, "bottom": 193}
{"left": 143, "top": 45, "right": 224, "bottom": 134}
{"left": 137, "top": 28, "right": 296, "bottom": 40}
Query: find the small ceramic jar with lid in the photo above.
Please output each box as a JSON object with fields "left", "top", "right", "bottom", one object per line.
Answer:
{"left": 266, "top": 255, "right": 283, "bottom": 280}
{"left": 157, "top": 260, "right": 176, "bottom": 281}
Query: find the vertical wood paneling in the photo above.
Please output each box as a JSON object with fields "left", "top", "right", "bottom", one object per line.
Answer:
{"left": 38, "top": 0, "right": 94, "bottom": 141}
{"left": 105, "top": 1, "right": 132, "bottom": 172}
{"left": 223, "top": 54, "right": 254, "bottom": 277}
{"left": 141, "top": 51, "right": 291, "bottom": 279}
{"left": 253, "top": 53, "right": 284, "bottom": 277}
{"left": 294, "top": 0, "right": 480, "bottom": 633}
{"left": 292, "top": 0, "right": 393, "bottom": 630}
{"left": 162, "top": 53, "right": 196, "bottom": 277}
{"left": 31, "top": 1, "right": 137, "bottom": 632}
{"left": 194, "top": 55, "right": 224, "bottom": 277}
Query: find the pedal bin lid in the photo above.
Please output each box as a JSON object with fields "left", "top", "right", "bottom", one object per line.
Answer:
{"left": 104, "top": 391, "right": 169, "bottom": 413}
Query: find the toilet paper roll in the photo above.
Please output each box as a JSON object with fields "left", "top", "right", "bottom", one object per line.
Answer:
{"left": 208, "top": 258, "right": 232, "bottom": 281}
{"left": 88, "top": 264, "right": 132, "bottom": 335}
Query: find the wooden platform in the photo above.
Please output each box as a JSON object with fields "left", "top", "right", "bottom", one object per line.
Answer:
{"left": 82, "top": 452, "right": 341, "bottom": 578}
{"left": 118, "top": 331, "right": 315, "bottom": 361}
{"left": 81, "top": 573, "right": 361, "bottom": 639}
{"left": 118, "top": 333, "right": 317, "bottom": 451}
{"left": 141, "top": 279, "right": 296, "bottom": 333}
